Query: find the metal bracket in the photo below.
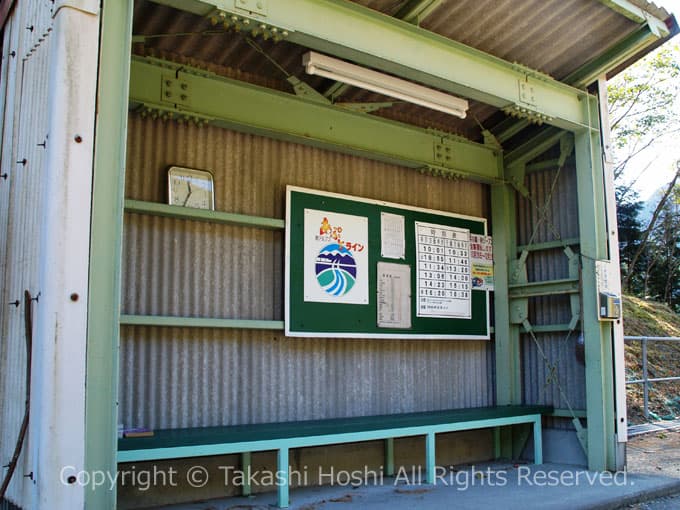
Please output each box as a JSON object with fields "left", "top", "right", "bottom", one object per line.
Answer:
{"left": 573, "top": 417, "right": 588, "bottom": 455}
{"left": 506, "top": 163, "right": 530, "bottom": 197}
{"left": 503, "top": 77, "right": 554, "bottom": 125}
{"left": 511, "top": 251, "right": 529, "bottom": 284}
{"left": 509, "top": 257, "right": 528, "bottom": 324}
{"left": 518, "top": 80, "right": 536, "bottom": 107}
{"left": 558, "top": 134, "right": 575, "bottom": 167}
{"left": 481, "top": 129, "right": 502, "bottom": 150}
{"left": 161, "top": 74, "right": 192, "bottom": 108}
{"left": 433, "top": 135, "right": 467, "bottom": 167}
{"left": 564, "top": 246, "right": 582, "bottom": 330}
{"left": 287, "top": 76, "right": 330, "bottom": 104}
{"left": 234, "top": 0, "right": 268, "bottom": 17}
{"left": 337, "top": 102, "right": 394, "bottom": 113}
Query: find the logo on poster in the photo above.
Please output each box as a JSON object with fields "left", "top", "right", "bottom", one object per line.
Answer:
{"left": 315, "top": 243, "right": 357, "bottom": 296}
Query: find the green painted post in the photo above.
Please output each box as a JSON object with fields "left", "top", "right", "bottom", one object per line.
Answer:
{"left": 574, "top": 95, "right": 616, "bottom": 471}
{"left": 278, "top": 448, "right": 290, "bottom": 508}
{"left": 425, "top": 432, "right": 436, "bottom": 483}
{"left": 384, "top": 438, "right": 395, "bottom": 476}
{"left": 533, "top": 417, "right": 543, "bottom": 464}
{"left": 491, "top": 182, "right": 522, "bottom": 459}
{"left": 241, "top": 452, "right": 252, "bottom": 496}
{"left": 85, "top": 0, "right": 133, "bottom": 508}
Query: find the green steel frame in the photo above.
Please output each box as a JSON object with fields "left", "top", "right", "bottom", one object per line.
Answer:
{"left": 490, "top": 183, "right": 523, "bottom": 460}
{"left": 149, "top": 0, "right": 592, "bottom": 130}
{"left": 575, "top": 95, "right": 617, "bottom": 470}
{"left": 84, "top": 1, "right": 657, "bottom": 507}
{"left": 129, "top": 57, "right": 502, "bottom": 183}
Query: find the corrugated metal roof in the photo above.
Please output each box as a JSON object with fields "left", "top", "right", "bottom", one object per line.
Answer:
{"left": 131, "top": 0, "right": 673, "bottom": 140}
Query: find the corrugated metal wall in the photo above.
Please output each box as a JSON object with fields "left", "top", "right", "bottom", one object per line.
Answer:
{"left": 517, "top": 163, "right": 586, "bottom": 423}
{"left": 119, "top": 114, "right": 495, "bottom": 430}
{"left": 0, "top": 2, "right": 54, "bottom": 508}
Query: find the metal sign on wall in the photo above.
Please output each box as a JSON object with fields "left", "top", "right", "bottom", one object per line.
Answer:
{"left": 285, "top": 186, "right": 491, "bottom": 339}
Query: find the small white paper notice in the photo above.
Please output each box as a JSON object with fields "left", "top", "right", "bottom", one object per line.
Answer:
{"left": 377, "top": 262, "right": 411, "bottom": 329}
{"left": 381, "top": 212, "right": 405, "bottom": 259}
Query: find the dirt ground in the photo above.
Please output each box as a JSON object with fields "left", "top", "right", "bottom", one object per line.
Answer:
{"left": 624, "top": 430, "right": 680, "bottom": 509}
{"left": 627, "top": 430, "right": 680, "bottom": 478}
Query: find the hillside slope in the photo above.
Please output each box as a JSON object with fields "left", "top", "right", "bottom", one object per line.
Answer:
{"left": 624, "top": 295, "right": 680, "bottom": 423}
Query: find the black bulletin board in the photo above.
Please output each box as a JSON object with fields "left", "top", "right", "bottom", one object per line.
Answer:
{"left": 285, "top": 186, "right": 490, "bottom": 339}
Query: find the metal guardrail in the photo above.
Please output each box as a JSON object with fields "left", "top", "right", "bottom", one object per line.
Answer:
{"left": 625, "top": 336, "right": 680, "bottom": 419}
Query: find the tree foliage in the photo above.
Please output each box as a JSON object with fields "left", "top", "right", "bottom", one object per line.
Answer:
{"left": 608, "top": 44, "right": 680, "bottom": 183}
{"left": 608, "top": 43, "right": 680, "bottom": 311}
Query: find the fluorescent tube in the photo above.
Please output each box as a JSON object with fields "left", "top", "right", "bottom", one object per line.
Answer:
{"left": 302, "top": 51, "right": 468, "bottom": 119}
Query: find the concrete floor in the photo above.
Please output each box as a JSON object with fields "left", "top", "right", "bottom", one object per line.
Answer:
{"left": 146, "top": 462, "right": 680, "bottom": 510}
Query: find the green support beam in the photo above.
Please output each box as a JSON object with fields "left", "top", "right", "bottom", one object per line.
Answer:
{"left": 150, "top": 0, "right": 590, "bottom": 130}
{"left": 575, "top": 95, "right": 617, "bottom": 471}
{"left": 508, "top": 278, "right": 580, "bottom": 299}
{"left": 504, "top": 128, "right": 568, "bottom": 168}
{"left": 516, "top": 238, "right": 580, "bottom": 253}
{"left": 129, "top": 57, "right": 502, "bottom": 183}
{"left": 492, "top": 118, "right": 531, "bottom": 144}
{"left": 85, "top": 0, "right": 134, "bottom": 509}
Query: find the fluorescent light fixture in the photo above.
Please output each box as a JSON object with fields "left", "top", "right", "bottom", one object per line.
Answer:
{"left": 302, "top": 51, "right": 468, "bottom": 119}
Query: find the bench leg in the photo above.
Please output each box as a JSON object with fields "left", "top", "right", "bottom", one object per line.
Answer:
{"left": 385, "top": 438, "right": 394, "bottom": 477}
{"left": 533, "top": 417, "right": 543, "bottom": 465}
{"left": 425, "top": 432, "right": 435, "bottom": 484}
{"left": 278, "top": 447, "right": 289, "bottom": 508}
{"left": 241, "top": 452, "right": 251, "bottom": 496}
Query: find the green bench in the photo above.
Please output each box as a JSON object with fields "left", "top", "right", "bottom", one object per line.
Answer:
{"left": 118, "top": 405, "right": 551, "bottom": 508}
